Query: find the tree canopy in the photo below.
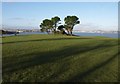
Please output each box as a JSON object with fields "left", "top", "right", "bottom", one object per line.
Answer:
{"left": 40, "top": 19, "right": 53, "bottom": 34}
{"left": 40, "top": 15, "right": 80, "bottom": 35}
{"left": 51, "top": 16, "right": 61, "bottom": 32}
{"left": 64, "top": 16, "right": 80, "bottom": 35}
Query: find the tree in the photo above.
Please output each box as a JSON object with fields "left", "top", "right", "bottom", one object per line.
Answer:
{"left": 40, "top": 19, "right": 53, "bottom": 34}
{"left": 51, "top": 16, "right": 61, "bottom": 32}
{"left": 58, "top": 25, "right": 67, "bottom": 35}
{"left": 40, "top": 23, "right": 46, "bottom": 32}
{"left": 64, "top": 16, "right": 80, "bottom": 35}
{"left": 0, "top": 30, "right": 6, "bottom": 37}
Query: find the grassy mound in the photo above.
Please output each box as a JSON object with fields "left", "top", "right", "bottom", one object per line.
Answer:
{"left": 2, "top": 34, "right": 119, "bottom": 82}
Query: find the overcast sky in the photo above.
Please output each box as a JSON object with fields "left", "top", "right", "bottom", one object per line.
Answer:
{"left": 2, "top": 2, "right": 118, "bottom": 31}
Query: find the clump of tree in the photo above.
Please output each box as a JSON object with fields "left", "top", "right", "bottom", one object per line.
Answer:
{"left": 0, "top": 30, "right": 19, "bottom": 36}
{"left": 40, "top": 15, "right": 80, "bottom": 35}
{"left": 40, "top": 19, "right": 53, "bottom": 34}
{"left": 64, "top": 16, "right": 80, "bottom": 35}
{"left": 51, "top": 16, "right": 61, "bottom": 33}
{"left": 58, "top": 25, "right": 67, "bottom": 35}
{"left": 0, "top": 30, "right": 6, "bottom": 34}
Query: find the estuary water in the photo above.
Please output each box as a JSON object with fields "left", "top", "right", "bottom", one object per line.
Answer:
{"left": 1, "top": 32, "right": 119, "bottom": 38}
{"left": 73, "top": 32, "right": 119, "bottom": 38}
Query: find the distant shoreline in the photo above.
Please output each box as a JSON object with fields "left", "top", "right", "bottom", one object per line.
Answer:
{"left": 0, "top": 32, "right": 119, "bottom": 38}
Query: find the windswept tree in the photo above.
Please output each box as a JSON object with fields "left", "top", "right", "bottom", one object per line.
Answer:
{"left": 64, "top": 16, "right": 80, "bottom": 35}
{"left": 40, "top": 15, "right": 80, "bottom": 35}
{"left": 51, "top": 16, "right": 61, "bottom": 32}
{"left": 58, "top": 25, "right": 67, "bottom": 35}
{"left": 40, "top": 23, "right": 46, "bottom": 32}
{"left": 40, "top": 19, "right": 53, "bottom": 34}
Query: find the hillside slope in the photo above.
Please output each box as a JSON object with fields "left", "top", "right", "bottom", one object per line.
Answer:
{"left": 2, "top": 34, "right": 119, "bottom": 82}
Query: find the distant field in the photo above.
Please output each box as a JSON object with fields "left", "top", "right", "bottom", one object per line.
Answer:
{"left": 2, "top": 34, "right": 119, "bottom": 82}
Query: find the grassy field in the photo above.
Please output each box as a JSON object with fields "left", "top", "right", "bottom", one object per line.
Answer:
{"left": 2, "top": 34, "right": 119, "bottom": 82}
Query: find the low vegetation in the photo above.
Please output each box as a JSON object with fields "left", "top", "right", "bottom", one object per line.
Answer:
{"left": 2, "top": 34, "right": 119, "bottom": 82}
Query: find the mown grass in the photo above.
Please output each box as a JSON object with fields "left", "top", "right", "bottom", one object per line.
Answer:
{"left": 2, "top": 34, "right": 119, "bottom": 82}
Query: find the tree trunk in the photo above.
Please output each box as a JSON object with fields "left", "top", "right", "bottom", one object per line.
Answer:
{"left": 70, "top": 29, "right": 73, "bottom": 35}
{"left": 53, "top": 29, "right": 56, "bottom": 34}
{"left": 67, "top": 30, "right": 69, "bottom": 35}
{"left": 54, "top": 24, "right": 57, "bottom": 32}
{"left": 47, "top": 30, "right": 50, "bottom": 34}
{"left": 69, "top": 29, "right": 72, "bottom": 35}
{"left": 70, "top": 31, "right": 72, "bottom": 35}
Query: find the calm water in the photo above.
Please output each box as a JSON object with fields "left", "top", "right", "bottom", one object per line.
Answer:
{"left": 73, "top": 32, "right": 119, "bottom": 38}
{"left": 1, "top": 32, "right": 119, "bottom": 38}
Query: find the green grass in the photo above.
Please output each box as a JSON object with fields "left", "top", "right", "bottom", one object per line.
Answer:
{"left": 2, "top": 34, "right": 119, "bottom": 82}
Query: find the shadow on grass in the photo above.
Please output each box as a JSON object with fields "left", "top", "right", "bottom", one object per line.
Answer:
{"left": 66, "top": 52, "right": 119, "bottom": 82}
{"left": 3, "top": 42, "right": 117, "bottom": 75}
{"left": 2, "top": 37, "right": 93, "bottom": 44}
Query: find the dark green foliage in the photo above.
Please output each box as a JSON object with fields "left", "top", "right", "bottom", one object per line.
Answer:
{"left": 0, "top": 30, "right": 6, "bottom": 34}
{"left": 64, "top": 16, "right": 80, "bottom": 35}
{"left": 51, "top": 16, "right": 61, "bottom": 32}
{"left": 58, "top": 25, "right": 67, "bottom": 35}
{"left": 39, "top": 15, "right": 80, "bottom": 35}
{"left": 0, "top": 30, "right": 19, "bottom": 36}
{"left": 40, "top": 19, "right": 53, "bottom": 34}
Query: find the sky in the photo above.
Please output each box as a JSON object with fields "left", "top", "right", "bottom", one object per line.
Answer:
{"left": 2, "top": 2, "right": 118, "bottom": 31}
{"left": 1, "top": 0, "right": 119, "bottom": 2}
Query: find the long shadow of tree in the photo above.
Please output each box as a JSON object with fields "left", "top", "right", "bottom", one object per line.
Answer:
{"left": 3, "top": 41, "right": 117, "bottom": 74}
{"left": 2, "top": 37, "right": 119, "bottom": 82}
{"left": 65, "top": 52, "right": 119, "bottom": 82}
{"left": 2, "top": 37, "right": 92, "bottom": 44}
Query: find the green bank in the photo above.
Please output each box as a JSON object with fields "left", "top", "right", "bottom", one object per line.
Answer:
{"left": 2, "top": 34, "right": 119, "bottom": 82}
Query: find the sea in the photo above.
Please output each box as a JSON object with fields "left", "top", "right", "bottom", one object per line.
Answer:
{"left": 73, "top": 32, "right": 119, "bottom": 38}
{"left": 1, "top": 32, "right": 119, "bottom": 38}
